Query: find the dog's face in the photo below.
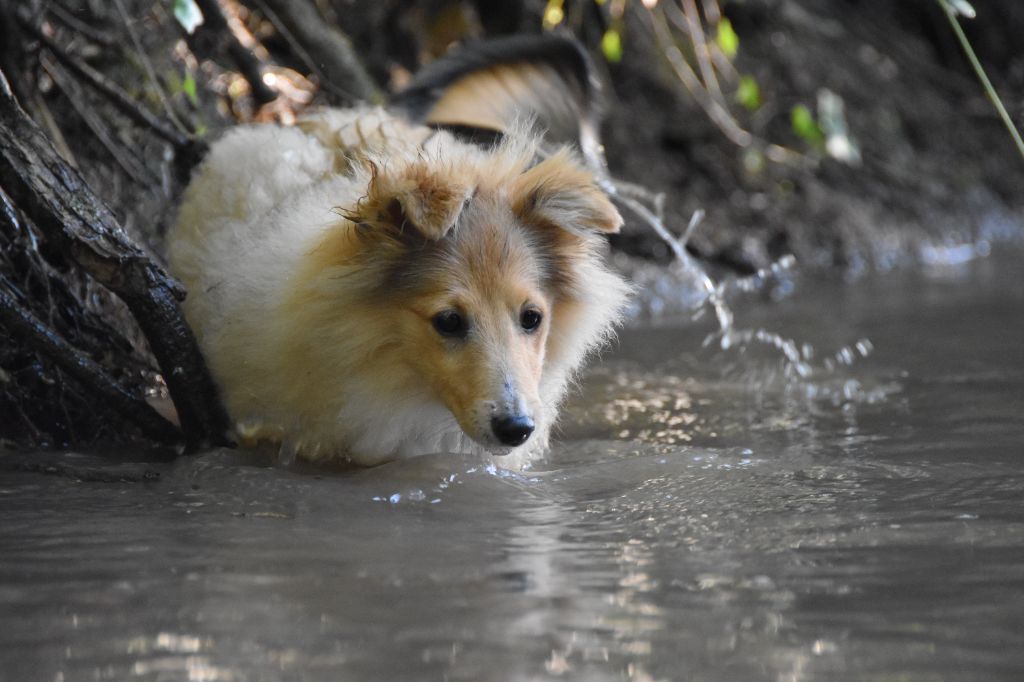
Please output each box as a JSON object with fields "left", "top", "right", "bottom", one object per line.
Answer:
{"left": 306, "top": 148, "right": 622, "bottom": 453}
{"left": 398, "top": 201, "right": 553, "bottom": 450}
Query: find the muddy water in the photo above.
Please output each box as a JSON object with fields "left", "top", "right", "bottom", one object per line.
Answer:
{"left": 2, "top": 252, "right": 1023, "bottom": 681}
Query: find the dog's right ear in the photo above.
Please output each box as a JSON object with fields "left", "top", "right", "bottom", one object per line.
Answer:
{"left": 349, "top": 161, "right": 474, "bottom": 242}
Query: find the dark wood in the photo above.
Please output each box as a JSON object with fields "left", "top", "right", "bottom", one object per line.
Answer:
{"left": 0, "top": 68, "right": 230, "bottom": 450}
{"left": 256, "top": 0, "right": 382, "bottom": 105}
{"left": 0, "top": 275, "right": 181, "bottom": 443}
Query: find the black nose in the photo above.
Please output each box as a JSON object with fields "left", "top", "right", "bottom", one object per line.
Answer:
{"left": 491, "top": 414, "right": 535, "bottom": 446}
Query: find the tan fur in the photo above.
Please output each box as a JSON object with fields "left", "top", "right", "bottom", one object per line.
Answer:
{"left": 168, "top": 107, "right": 630, "bottom": 466}
{"left": 425, "top": 63, "right": 570, "bottom": 135}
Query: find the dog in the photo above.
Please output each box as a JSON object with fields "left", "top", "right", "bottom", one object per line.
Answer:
{"left": 168, "top": 36, "right": 630, "bottom": 466}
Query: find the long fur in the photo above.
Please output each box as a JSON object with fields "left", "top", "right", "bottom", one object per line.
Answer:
{"left": 169, "top": 107, "right": 630, "bottom": 467}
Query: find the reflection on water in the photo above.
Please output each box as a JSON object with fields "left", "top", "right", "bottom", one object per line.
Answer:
{"left": 2, "top": 252, "right": 1024, "bottom": 680}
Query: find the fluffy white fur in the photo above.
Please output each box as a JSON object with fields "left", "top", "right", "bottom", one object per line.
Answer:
{"left": 168, "top": 107, "right": 630, "bottom": 467}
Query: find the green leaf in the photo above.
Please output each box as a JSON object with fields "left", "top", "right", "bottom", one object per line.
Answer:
{"left": 736, "top": 75, "right": 761, "bottom": 111}
{"left": 716, "top": 18, "right": 739, "bottom": 59}
{"left": 173, "top": 0, "right": 204, "bottom": 34}
{"left": 182, "top": 72, "right": 198, "bottom": 106}
{"left": 601, "top": 28, "right": 623, "bottom": 63}
{"left": 791, "top": 104, "right": 824, "bottom": 147}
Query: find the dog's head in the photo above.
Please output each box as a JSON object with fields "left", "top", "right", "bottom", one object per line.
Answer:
{"left": 301, "top": 144, "right": 627, "bottom": 454}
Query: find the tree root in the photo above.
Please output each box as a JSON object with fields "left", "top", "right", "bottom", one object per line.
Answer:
{"left": 0, "top": 69, "right": 230, "bottom": 450}
{"left": 0, "top": 275, "right": 180, "bottom": 443}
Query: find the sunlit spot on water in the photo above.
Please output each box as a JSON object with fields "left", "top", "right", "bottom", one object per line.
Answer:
{"left": 127, "top": 633, "right": 207, "bottom": 654}
{"left": 594, "top": 377, "right": 699, "bottom": 445}
{"left": 560, "top": 352, "right": 901, "bottom": 451}
{"left": 124, "top": 633, "right": 237, "bottom": 681}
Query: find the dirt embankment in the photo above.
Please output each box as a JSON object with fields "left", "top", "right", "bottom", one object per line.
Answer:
{"left": 601, "top": 0, "right": 1024, "bottom": 274}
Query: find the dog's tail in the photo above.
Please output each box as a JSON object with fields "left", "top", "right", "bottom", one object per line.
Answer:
{"left": 391, "top": 34, "right": 606, "bottom": 171}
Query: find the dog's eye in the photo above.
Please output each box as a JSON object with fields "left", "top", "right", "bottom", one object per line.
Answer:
{"left": 520, "top": 308, "right": 543, "bottom": 332}
{"left": 432, "top": 311, "right": 467, "bottom": 338}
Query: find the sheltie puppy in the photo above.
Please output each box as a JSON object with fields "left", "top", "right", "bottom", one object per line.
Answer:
{"left": 168, "top": 37, "right": 630, "bottom": 466}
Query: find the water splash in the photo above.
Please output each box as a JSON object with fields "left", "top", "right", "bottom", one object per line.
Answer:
{"left": 606, "top": 181, "right": 873, "bottom": 381}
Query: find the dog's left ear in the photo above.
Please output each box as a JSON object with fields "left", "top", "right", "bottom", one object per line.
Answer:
{"left": 512, "top": 150, "right": 622, "bottom": 236}
{"left": 357, "top": 161, "right": 474, "bottom": 241}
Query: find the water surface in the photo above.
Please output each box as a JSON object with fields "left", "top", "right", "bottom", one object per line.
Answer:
{"left": 2, "top": 253, "right": 1023, "bottom": 681}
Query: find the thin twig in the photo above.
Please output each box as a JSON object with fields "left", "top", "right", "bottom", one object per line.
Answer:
{"left": 248, "top": 0, "right": 351, "bottom": 104}
{"left": 3, "top": 187, "right": 58, "bottom": 329}
{"left": 687, "top": 0, "right": 739, "bottom": 83}
{"left": 24, "top": 89, "right": 77, "bottom": 168}
{"left": 648, "top": 6, "right": 751, "bottom": 147}
{"left": 674, "top": 0, "right": 725, "bottom": 103}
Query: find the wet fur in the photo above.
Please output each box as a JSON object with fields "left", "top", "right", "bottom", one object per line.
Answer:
{"left": 169, "top": 107, "right": 630, "bottom": 467}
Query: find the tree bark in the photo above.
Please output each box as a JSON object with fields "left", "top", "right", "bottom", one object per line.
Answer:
{"left": 0, "top": 275, "right": 181, "bottom": 443}
{"left": 0, "top": 68, "right": 230, "bottom": 450}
